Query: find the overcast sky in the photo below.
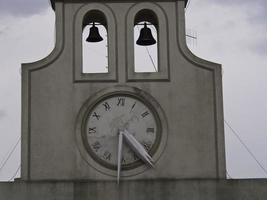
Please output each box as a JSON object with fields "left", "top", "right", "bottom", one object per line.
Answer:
{"left": 0, "top": 0, "right": 267, "bottom": 181}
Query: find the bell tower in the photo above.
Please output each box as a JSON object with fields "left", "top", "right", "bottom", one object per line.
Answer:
{"left": 2, "top": 0, "right": 267, "bottom": 199}
{"left": 20, "top": 0, "right": 226, "bottom": 181}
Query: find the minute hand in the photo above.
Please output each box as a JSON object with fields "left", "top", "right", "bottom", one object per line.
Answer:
{"left": 123, "top": 130, "right": 154, "bottom": 168}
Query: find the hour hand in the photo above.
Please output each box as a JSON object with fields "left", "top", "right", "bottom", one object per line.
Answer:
{"left": 123, "top": 130, "right": 154, "bottom": 168}
{"left": 117, "top": 130, "right": 123, "bottom": 184}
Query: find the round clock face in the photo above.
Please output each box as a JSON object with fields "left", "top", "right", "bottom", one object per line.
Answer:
{"left": 82, "top": 94, "right": 161, "bottom": 171}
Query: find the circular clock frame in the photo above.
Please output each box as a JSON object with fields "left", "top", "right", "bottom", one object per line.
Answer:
{"left": 75, "top": 86, "right": 168, "bottom": 177}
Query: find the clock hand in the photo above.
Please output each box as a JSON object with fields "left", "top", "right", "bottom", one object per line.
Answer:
{"left": 123, "top": 130, "right": 154, "bottom": 168}
{"left": 117, "top": 130, "right": 123, "bottom": 184}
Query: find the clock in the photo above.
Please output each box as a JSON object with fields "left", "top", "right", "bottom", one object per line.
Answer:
{"left": 75, "top": 86, "right": 168, "bottom": 178}
{"left": 83, "top": 93, "right": 160, "bottom": 170}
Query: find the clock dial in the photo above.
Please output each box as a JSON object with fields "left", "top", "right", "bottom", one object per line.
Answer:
{"left": 82, "top": 94, "right": 161, "bottom": 170}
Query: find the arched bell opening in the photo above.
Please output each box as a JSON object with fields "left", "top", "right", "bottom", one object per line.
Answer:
{"left": 82, "top": 10, "right": 108, "bottom": 73}
{"left": 134, "top": 10, "right": 158, "bottom": 73}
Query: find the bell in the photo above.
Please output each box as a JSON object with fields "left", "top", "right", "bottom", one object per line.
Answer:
{"left": 136, "top": 23, "right": 156, "bottom": 46}
{"left": 86, "top": 22, "right": 103, "bottom": 43}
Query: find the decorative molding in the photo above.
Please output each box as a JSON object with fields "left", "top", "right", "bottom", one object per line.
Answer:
{"left": 126, "top": 2, "right": 170, "bottom": 82}
{"left": 50, "top": 0, "right": 189, "bottom": 10}
{"left": 21, "top": 2, "right": 65, "bottom": 180}
{"left": 176, "top": 1, "right": 221, "bottom": 71}
{"left": 175, "top": 1, "right": 226, "bottom": 178}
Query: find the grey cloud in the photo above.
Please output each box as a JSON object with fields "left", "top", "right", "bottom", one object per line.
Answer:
{"left": 246, "top": 9, "right": 267, "bottom": 25}
{"left": 208, "top": 0, "right": 267, "bottom": 25}
{"left": 0, "top": 110, "right": 7, "bottom": 120}
{"left": 209, "top": 0, "right": 259, "bottom": 6}
{"left": 0, "top": 0, "right": 50, "bottom": 17}
{"left": 0, "top": 26, "right": 9, "bottom": 35}
{"left": 250, "top": 40, "right": 267, "bottom": 56}
{"left": 206, "top": 0, "right": 267, "bottom": 56}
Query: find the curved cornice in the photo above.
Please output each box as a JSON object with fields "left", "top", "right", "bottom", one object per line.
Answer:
{"left": 22, "top": 2, "right": 64, "bottom": 71}
{"left": 176, "top": 1, "right": 221, "bottom": 71}
{"left": 50, "top": 0, "right": 188, "bottom": 10}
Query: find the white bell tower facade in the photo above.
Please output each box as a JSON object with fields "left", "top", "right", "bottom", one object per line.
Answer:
{"left": 20, "top": 0, "right": 226, "bottom": 181}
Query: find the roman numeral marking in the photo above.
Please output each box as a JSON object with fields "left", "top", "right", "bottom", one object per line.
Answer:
{"left": 133, "top": 153, "right": 139, "bottom": 161}
{"left": 122, "top": 156, "right": 126, "bottom": 164}
{"left": 141, "top": 111, "right": 149, "bottom": 118}
{"left": 92, "top": 141, "right": 101, "bottom": 152}
{"left": 103, "top": 102, "right": 111, "bottom": 111}
{"left": 142, "top": 141, "right": 152, "bottom": 151}
{"left": 117, "top": 97, "right": 125, "bottom": 106}
{"left": 88, "top": 127, "right": 96, "bottom": 134}
{"left": 130, "top": 102, "right": 136, "bottom": 112}
{"left": 103, "top": 151, "right": 112, "bottom": 161}
{"left": 146, "top": 128, "right": 155, "bottom": 133}
{"left": 92, "top": 112, "right": 100, "bottom": 120}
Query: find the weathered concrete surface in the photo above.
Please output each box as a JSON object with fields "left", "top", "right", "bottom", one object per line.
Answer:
{"left": 21, "top": 0, "right": 225, "bottom": 181}
{"left": 1, "top": 179, "right": 267, "bottom": 200}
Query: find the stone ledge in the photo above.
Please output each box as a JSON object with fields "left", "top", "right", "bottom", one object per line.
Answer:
{"left": 1, "top": 179, "right": 267, "bottom": 200}
{"left": 50, "top": 0, "right": 188, "bottom": 10}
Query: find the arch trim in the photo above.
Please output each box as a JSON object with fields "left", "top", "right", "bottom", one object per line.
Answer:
{"left": 74, "top": 3, "right": 118, "bottom": 82}
{"left": 126, "top": 2, "right": 170, "bottom": 81}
